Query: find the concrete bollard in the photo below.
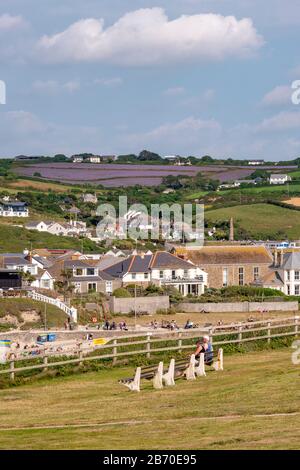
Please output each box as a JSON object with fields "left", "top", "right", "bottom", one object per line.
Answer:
{"left": 195, "top": 353, "right": 206, "bottom": 377}
{"left": 162, "top": 358, "right": 175, "bottom": 386}
{"left": 184, "top": 354, "right": 196, "bottom": 380}
{"left": 153, "top": 361, "right": 164, "bottom": 390}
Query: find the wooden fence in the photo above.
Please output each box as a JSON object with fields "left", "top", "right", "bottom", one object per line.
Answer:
{"left": 0, "top": 316, "right": 298, "bottom": 381}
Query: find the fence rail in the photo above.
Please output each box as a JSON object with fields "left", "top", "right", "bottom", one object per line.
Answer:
{"left": 0, "top": 316, "right": 298, "bottom": 381}
{"left": 27, "top": 290, "right": 77, "bottom": 322}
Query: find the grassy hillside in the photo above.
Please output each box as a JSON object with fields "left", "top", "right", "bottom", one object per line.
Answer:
{"left": 0, "top": 298, "right": 68, "bottom": 329}
{"left": 0, "top": 349, "right": 298, "bottom": 449}
{"left": 205, "top": 203, "right": 300, "bottom": 239}
{"left": 0, "top": 223, "right": 99, "bottom": 253}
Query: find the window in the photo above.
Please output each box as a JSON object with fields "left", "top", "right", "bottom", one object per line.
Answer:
{"left": 172, "top": 270, "right": 176, "bottom": 280}
{"left": 238, "top": 267, "right": 244, "bottom": 286}
{"left": 253, "top": 267, "right": 259, "bottom": 281}
{"left": 222, "top": 268, "right": 228, "bottom": 287}
{"left": 184, "top": 269, "right": 188, "bottom": 278}
{"left": 287, "top": 285, "right": 290, "bottom": 295}
{"left": 295, "top": 271, "right": 300, "bottom": 281}
{"left": 87, "top": 268, "right": 95, "bottom": 276}
{"left": 88, "top": 283, "right": 97, "bottom": 292}
{"left": 287, "top": 271, "right": 290, "bottom": 281}
{"left": 159, "top": 270, "right": 164, "bottom": 279}
{"left": 76, "top": 268, "right": 83, "bottom": 276}
{"left": 106, "top": 281, "right": 112, "bottom": 293}
{"left": 144, "top": 273, "right": 149, "bottom": 279}
{"left": 295, "top": 285, "right": 300, "bottom": 295}
{"left": 132, "top": 273, "right": 136, "bottom": 280}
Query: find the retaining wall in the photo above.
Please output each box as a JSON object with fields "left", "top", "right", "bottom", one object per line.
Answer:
{"left": 177, "top": 301, "right": 298, "bottom": 313}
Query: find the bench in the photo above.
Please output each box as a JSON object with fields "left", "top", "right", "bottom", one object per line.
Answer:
{"left": 119, "top": 349, "right": 223, "bottom": 392}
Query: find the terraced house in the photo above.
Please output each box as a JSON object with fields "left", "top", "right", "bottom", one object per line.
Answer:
{"left": 174, "top": 245, "right": 273, "bottom": 289}
{"left": 104, "top": 251, "right": 207, "bottom": 296}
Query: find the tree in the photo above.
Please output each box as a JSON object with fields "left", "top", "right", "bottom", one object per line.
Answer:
{"left": 54, "top": 270, "right": 75, "bottom": 302}
{"left": 138, "top": 150, "right": 162, "bottom": 161}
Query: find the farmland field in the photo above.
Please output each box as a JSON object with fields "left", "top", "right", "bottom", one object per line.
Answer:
{"left": 14, "top": 162, "right": 297, "bottom": 188}
{"left": 0, "top": 349, "right": 299, "bottom": 450}
{"left": 205, "top": 203, "right": 300, "bottom": 239}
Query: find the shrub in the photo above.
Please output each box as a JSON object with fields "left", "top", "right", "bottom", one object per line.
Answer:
{"left": 113, "top": 288, "right": 132, "bottom": 298}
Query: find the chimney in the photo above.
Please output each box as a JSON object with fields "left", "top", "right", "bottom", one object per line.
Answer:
{"left": 274, "top": 250, "right": 278, "bottom": 267}
{"left": 229, "top": 217, "right": 234, "bottom": 242}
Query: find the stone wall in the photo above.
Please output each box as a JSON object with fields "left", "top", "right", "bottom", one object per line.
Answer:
{"left": 177, "top": 301, "right": 298, "bottom": 313}
{"left": 109, "top": 296, "right": 170, "bottom": 314}
{"left": 201, "top": 264, "right": 271, "bottom": 289}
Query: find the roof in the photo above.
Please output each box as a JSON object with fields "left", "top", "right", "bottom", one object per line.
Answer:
{"left": 64, "top": 259, "right": 93, "bottom": 269}
{"left": 104, "top": 251, "right": 196, "bottom": 277}
{"left": 4, "top": 256, "right": 32, "bottom": 266}
{"left": 70, "top": 272, "right": 114, "bottom": 282}
{"left": 0, "top": 200, "right": 27, "bottom": 207}
{"left": 270, "top": 174, "right": 288, "bottom": 178}
{"left": 32, "top": 256, "right": 53, "bottom": 268}
{"left": 254, "top": 269, "right": 284, "bottom": 287}
{"left": 281, "top": 252, "right": 300, "bottom": 270}
{"left": 174, "top": 245, "right": 273, "bottom": 265}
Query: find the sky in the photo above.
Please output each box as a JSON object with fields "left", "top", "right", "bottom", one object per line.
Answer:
{"left": 0, "top": 0, "right": 300, "bottom": 160}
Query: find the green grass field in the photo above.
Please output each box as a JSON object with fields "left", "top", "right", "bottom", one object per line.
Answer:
{"left": 205, "top": 203, "right": 300, "bottom": 239}
{"left": 0, "top": 348, "right": 299, "bottom": 450}
{"left": 0, "top": 298, "right": 68, "bottom": 329}
{"left": 0, "top": 223, "right": 99, "bottom": 253}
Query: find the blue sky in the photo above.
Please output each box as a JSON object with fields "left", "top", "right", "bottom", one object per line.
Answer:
{"left": 0, "top": 0, "right": 300, "bottom": 159}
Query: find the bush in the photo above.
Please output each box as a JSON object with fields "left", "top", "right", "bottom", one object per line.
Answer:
{"left": 113, "top": 288, "right": 132, "bottom": 298}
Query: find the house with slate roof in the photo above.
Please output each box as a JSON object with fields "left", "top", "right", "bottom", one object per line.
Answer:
{"left": 104, "top": 251, "right": 207, "bottom": 296}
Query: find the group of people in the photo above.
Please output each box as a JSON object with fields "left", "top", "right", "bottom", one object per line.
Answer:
{"left": 149, "top": 320, "right": 179, "bottom": 330}
{"left": 102, "top": 320, "right": 128, "bottom": 331}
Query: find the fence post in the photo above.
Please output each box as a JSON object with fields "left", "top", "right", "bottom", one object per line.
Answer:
{"left": 43, "top": 353, "right": 48, "bottom": 372}
{"left": 178, "top": 332, "right": 182, "bottom": 354}
{"left": 238, "top": 323, "right": 243, "bottom": 345}
{"left": 267, "top": 321, "right": 271, "bottom": 344}
{"left": 78, "top": 342, "right": 83, "bottom": 366}
{"left": 146, "top": 333, "right": 151, "bottom": 359}
{"left": 209, "top": 327, "right": 213, "bottom": 346}
{"left": 9, "top": 354, "right": 15, "bottom": 382}
{"left": 295, "top": 316, "right": 299, "bottom": 337}
{"left": 113, "top": 339, "right": 118, "bottom": 365}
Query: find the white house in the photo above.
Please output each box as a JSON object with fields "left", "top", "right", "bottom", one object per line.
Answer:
{"left": 269, "top": 174, "right": 291, "bottom": 185}
{"left": 0, "top": 200, "right": 28, "bottom": 217}
{"left": 280, "top": 252, "right": 300, "bottom": 296}
{"left": 1, "top": 251, "right": 38, "bottom": 275}
{"left": 88, "top": 156, "right": 101, "bottom": 163}
{"left": 82, "top": 193, "right": 98, "bottom": 204}
{"left": 25, "top": 221, "right": 51, "bottom": 232}
{"left": 248, "top": 159, "right": 264, "bottom": 166}
{"left": 72, "top": 156, "right": 83, "bottom": 163}
{"left": 104, "top": 251, "right": 208, "bottom": 296}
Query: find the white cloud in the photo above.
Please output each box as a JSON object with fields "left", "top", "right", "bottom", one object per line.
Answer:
{"left": 122, "top": 116, "right": 222, "bottom": 154}
{"left": 32, "top": 79, "right": 80, "bottom": 94}
{"left": 256, "top": 111, "right": 300, "bottom": 132}
{"left": 164, "top": 87, "right": 186, "bottom": 96}
{"left": 35, "top": 8, "right": 263, "bottom": 65}
{"left": 0, "top": 14, "right": 26, "bottom": 32}
{"left": 94, "top": 77, "right": 123, "bottom": 86}
{"left": 261, "top": 85, "right": 292, "bottom": 106}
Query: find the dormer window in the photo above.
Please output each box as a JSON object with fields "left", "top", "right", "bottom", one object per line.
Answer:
{"left": 87, "top": 268, "right": 95, "bottom": 276}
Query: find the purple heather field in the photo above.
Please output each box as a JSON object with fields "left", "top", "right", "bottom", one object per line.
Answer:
{"left": 15, "top": 163, "right": 297, "bottom": 188}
